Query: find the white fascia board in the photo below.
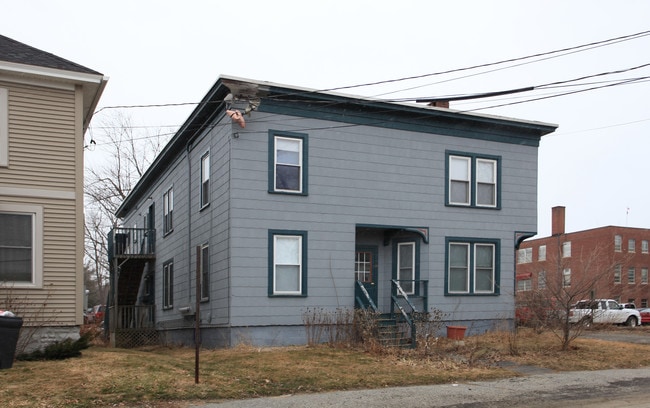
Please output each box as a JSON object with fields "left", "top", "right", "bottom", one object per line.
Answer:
{"left": 0, "top": 60, "right": 105, "bottom": 85}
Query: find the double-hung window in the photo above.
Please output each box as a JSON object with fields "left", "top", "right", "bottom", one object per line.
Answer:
{"left": 269, "top": 230, "right": 307, "bottom": 296}
{"left": 614, "top": 265, "right": 621, "bottom": 284}
{"left": 163, "top": 259, "right": 174, "bottom": 309}
{"left": 0, "top": 204, "right": 43, "bottom": 287}
{"left": 269, "top": 130, "right": 308, "bottom": 195}
{"left": 446, "top": 238, "right": 499, "bottom": 295}
{"left": 200, "top": 152, "right": 210, "bottom": 208}
{"left": 163, "top": 187, "right": 173, "bottom": 235}
{"left": 446, "top": 151, "right": 500, "bottom": 208}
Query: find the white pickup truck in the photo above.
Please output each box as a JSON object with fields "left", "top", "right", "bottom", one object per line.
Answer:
{"left": 569, "top": 299, "right": 641, "bottom": 327}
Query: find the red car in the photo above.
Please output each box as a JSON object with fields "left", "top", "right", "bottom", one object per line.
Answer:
{"left": 88, "top": 304, "right": 105, "bottom": 324}
{"left": 638, "top": 308, "right": 650, "bottom": 325}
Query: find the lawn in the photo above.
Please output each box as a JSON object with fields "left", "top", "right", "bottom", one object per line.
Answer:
{"left": 2, "top": 327, "right": 650, "bottom": 408}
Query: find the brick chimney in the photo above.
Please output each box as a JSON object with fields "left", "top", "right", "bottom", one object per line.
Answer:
{"left": 428, "top": 101, "right": 449, "bottom": 108}
{"left": 551, "top": 206, "right": 566, "bottom": 236}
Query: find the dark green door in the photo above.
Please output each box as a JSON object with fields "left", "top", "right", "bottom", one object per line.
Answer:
{"left": 355, "top": 246, "right": 379, "bottom": 307}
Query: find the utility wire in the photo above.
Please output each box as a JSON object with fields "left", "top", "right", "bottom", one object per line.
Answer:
{"left": 93, "top": 29, "right": 650, "bottom": 115}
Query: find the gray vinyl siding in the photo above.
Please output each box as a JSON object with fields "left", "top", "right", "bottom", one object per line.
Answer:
{"left": 120, "top": 99, "right": 543, "bottom": 340}
{"left": 223, "top": 113, "right": 537, "bottom": 327}
{"left": 122, "top": 115, "right": 232, "bottom": 327}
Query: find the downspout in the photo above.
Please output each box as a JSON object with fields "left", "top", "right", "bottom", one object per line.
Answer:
{"left": 187, "top": 140, "right": 193, "bottom": 303}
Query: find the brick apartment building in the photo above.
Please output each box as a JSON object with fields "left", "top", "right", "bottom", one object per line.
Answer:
{"left": 516, "top": 206, "right": 650, "bottom": 308}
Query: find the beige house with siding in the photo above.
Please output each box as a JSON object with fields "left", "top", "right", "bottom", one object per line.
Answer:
{"left": 0, "top": 35, "right": 107, "bottom": 351}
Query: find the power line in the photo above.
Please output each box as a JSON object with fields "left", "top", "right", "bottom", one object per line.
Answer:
{"left": 93, "top": 29, "right": 650, "bottom": 115}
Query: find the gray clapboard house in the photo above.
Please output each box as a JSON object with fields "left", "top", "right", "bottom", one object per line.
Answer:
{"left": 107, "top": 76, "right": 556, "bottom": 348}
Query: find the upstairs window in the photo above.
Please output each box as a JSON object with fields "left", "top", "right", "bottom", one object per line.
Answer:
{"left": 614, "top": 264, "right": 621, "bottom": 284}
{"left": 269, "top": 130, "right": 308, "bottom": 195}
{"left": 538, "top": 245, "right": 546, "bottom": 261}
{"left": 628, "top": 267, "right": 636, "bottom": 284}
{"left": 163, "top": 187, "right": 173, "bottom": 235}
{"left": 642, "top": 267, "right": 648, "bottom": 284}
{"left": 517, "top": 247, "right": 532, "bottom": 264}
{"left": 200, "top": 152, "right": 210, "bottom": 208}
{"left": 614, "top": 235, "right": 622, "bottom": 252}
{"left": 629, "top": 239, "right": 636, "bottom": 253}
{"left": 446, "top": 151, "right": 500, "bottom": 208}
{"left": 562, "top": 241, "right": 571, "bottom": 258}
{"left": 642, "top": 240, "right": 648, "bottom": 254}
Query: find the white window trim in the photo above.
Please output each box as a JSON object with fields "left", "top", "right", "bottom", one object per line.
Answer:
{"left": 0, "top": 88, "right": 8, "bottom": 167}
{"left": 615, "top": 235, "right": 622, "bottom": 252}
{"left": 538, "top": 245, "right": 546, "bottom": 261}
{"left": 628, "top": 267, "right": 636, "bottom": 284}
{"left": 448, "top": 242, "right": 470, "bottom": 294}
{"left": 474, "top": 243, "right": 495, "bottom": 293}
{"left": 274, "top": 136, "right": 303, "bottom": 194}
{"left": 397, "top": 242, "right": 416, "bottom": 295}
{"left": 273, "top": 234, "right": 303, "bottom": 295}
{"left": 200, "top": 151, "right": 210, "bottom": 208}
{"left": 475, "top": 158, "right": 497, "bottom": 208}
{"left": 163, "top": 186, "right": 173, "bottom": 235}
{"left": 448, "top": 155, "right": 471, "bottom": 206}
{"left": 0, "top": 203, "right": 43, "bottom": 288}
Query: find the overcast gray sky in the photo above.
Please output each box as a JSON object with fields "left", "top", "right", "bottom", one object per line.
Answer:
{"left": 5, "top": 0, "right": 650, "bottom": 237}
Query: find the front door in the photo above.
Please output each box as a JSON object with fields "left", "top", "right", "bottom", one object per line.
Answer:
{"left": 355, "top": 246, "right": 378, "bottom": 307}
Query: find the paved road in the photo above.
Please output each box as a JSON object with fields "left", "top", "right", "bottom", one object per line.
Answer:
{"left": 193, "top": 331, "right": 650, "bottom": 408}
{"left": 191, "top": 368, "right": 650, "bottom": 408}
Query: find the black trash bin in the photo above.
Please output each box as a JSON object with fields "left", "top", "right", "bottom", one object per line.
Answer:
{"left": 0, "top": 316, "right": 23, "bottom": 369}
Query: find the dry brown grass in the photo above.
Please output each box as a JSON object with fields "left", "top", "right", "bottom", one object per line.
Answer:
{"left": 1, "top": 327, "right": 650, "bottom": 408}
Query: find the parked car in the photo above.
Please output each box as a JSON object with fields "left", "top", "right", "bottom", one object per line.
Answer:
{"left": 88, "top": 305, "right": 105, "bottom": 324}
{"left": 637, "top": 308, "right": 650, "bottom": 325}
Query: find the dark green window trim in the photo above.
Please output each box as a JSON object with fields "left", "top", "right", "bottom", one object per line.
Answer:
{"left": 268, "top": 229, "right": 308, "bottom": 297}
{"left": 445, "top": 237, "right": 500, "bottom": 296}
{"left": 445, "top": 150, "right": 501, "bottom": 209}
{"left": 268, "top": 130, "right": 308, "bottom": 196}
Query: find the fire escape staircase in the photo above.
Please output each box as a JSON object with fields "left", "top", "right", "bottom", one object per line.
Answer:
{"left": 107, "top": 227, "right": 157, "bottom": 348}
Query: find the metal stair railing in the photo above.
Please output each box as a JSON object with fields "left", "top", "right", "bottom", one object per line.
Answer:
{"left": 391, "top": 280, "right": 419, "bottom": 348}
{"left": 355, "top": 280, "right": 378, "bottom": 312}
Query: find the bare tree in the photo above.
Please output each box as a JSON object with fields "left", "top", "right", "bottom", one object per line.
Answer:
{"left": 84, "top": 112, "right": 169, "bottom": 300}
{"left": 517, "top": 237, "right": 629, "bottom": 350}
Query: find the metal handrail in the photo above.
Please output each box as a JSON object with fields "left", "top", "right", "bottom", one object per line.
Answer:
{"left": 391, "top": 279, "right": 421, "bottom": 348}
{"left": 109, "top": 227, "right": 156, "bottom": 258}
{"left": 355, "top": 281, "right": 378, "bottom": 312}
